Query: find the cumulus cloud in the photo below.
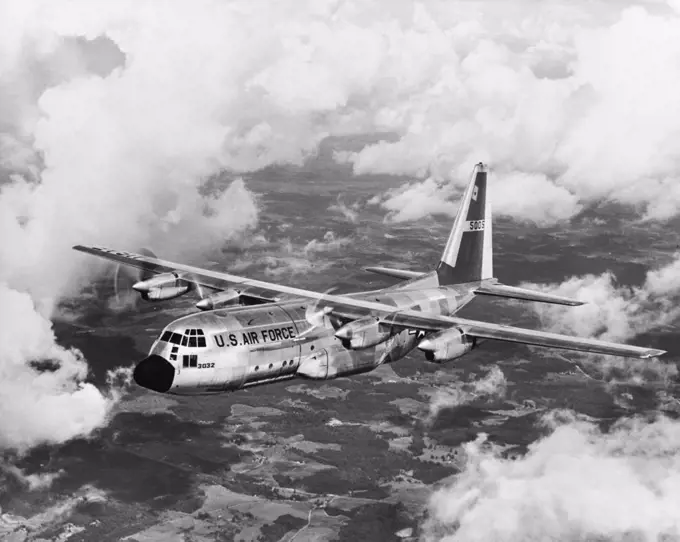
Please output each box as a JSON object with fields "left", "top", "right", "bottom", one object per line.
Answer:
{"left": 369, "top": 178, "right": 459, "bottom": 224}
{"left": 0, "top": 485, "right": 107, "bottom": 538}
{"left": 426, "top": 366, "right": 507, "bottom": 424}
{"left": 523, "top": 254, "right": 680, "bottom": 338}
{"left": 423, "top": 413, "right": 680, "bottom": 542}
{"left": 337, "top": 1, "right": 680, "bottom": 225}
{"left": 0, "top": 0, "right": 265, "bottom": 453}
{"left": 520, "top": 254, "right": 680, "bottom": 383}
{"left": 328, "top": 197, "right": 362, "bottom": 223}
{"left": 525, "top": 265, "right": 680, "bottom": 344}
{"left": 369, "top": 170, "right": 584, "bottom": 225}
{"left": 3, "top": 464, "right": 64, "bottom": 491}
{"left": 229, "top": 230, "right": 352, "bottom": 278}
{"left": 0, "top": 284, "right": 117, "bottom": 453}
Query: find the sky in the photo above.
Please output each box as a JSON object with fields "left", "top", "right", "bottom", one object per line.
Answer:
{"left": 1, "top": 0, "right": 680, "bottom": 538}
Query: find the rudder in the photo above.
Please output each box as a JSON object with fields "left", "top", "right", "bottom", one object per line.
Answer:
{"left": 436, "top": 163, "right": 493, "bottom": 285}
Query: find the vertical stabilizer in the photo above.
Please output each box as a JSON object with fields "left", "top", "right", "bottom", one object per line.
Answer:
{"left": 437, "top": 163, "right": 493, "bottom": 285}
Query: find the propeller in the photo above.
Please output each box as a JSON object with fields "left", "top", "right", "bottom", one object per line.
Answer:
{"left": 110, "top": 247, "right": 158, "bottom": 311}
{"left": 304, "top": 286, "right": 339, "bottom": 330}
{"left": 300, "top": 285, "right": 355, "bottom": 342}
{"left": 188, "top": 272, "right": 206, "bottom": 305}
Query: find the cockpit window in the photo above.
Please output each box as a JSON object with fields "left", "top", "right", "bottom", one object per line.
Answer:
{"left": 160, "top": 331, "right": 183, "bottom": 345}
{"left": 161, "top": 328, "right": 205, "bottom": 348}
{"left": 178, "top": 329, "right": 207, "bottom": 348}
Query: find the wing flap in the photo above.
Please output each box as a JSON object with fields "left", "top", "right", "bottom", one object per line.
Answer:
{"left": 474, "top": 283, "right": 584, "bottom": 306}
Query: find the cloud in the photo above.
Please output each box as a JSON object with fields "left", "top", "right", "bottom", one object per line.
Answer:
{"left": 328, "top": 197, "right": 362, "bottom": 223}
{"left": 520, "top": 253, "right": 680, "bottom": 341}
{"left": 0, "top": 0, "right": 264, "bottom": 453}
{"left": 229, "top": 230, "right": 352, "bottom": 278}
{"left": 425, "top": 366, "right": 507, "bottom": 424}
{"left": 0, "top": 485, "right": 107, "bottom": 538}
{"left": 520, "top": 254, "right": 680, "bottom": 383}
{"left": 369, "top": 170, "right": 583, "bottom": 224}
{"left": 335, "top": 1, "right": 680, "bottom": 224}
{"left": 422, "top": 413, "right": 680, "bottom": 542}
{"left": 0, "top": 283, "right": 117, "bottom": 454}
{"left": 3, "top": 464, "right": 64, "bottom": 491}
{"left": 369, "top": 178, "right": 459, "bottom": 223}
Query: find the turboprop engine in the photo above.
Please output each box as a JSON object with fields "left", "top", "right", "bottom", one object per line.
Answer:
{"left": 132, "top": 272, "right": 191, "bottom": 301}
{"left": 195, "top": 289, "right": 241, "bottom": 310}
{"left": 417, "top": 328, "right": 477, "bottom": 363}
{"left": 334, "top": 316, "right": 393, "bottom": 349}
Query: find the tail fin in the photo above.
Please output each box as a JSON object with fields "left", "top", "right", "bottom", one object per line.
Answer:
{"left": 436, "top": 163, "right": 493, "bottom": 285}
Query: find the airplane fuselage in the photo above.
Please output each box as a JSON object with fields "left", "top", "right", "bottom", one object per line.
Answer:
{"left": 133, "top": 273, "right": 478, "bottom": 395}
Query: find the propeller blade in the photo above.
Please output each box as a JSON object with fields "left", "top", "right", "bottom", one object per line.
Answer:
{"left": 187, "top": 273, "right": 205, "bottom": 301}
{"left": 304, "top": 286, "right": 340, "bottom": 330}
{"left": 110, "top": 247, "right": 158, "bottom": 311}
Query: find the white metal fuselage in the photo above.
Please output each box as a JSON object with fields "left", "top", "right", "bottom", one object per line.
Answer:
{"left": 143, "top": 273, "right": 478, "bottom": 395}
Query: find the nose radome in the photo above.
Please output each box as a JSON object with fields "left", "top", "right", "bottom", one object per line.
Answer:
{"left": 133, "top": 355, "right": 174, "bottom": 393}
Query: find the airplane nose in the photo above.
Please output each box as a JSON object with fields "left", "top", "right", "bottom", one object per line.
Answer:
{"left": 133, "top": 355, "right": 175, "bottom": 393}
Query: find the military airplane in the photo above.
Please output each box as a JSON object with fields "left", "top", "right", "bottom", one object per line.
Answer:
{"left": 73, "top": 163, "right": 665, "bottom": 396}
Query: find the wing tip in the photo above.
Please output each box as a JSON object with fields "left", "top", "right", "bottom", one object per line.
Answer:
{"left": 642, "top": 349, "right": 667, "bottom": 359}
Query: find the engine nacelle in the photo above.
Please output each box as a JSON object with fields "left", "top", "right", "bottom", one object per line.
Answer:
{"left": 296, "top": 344, "right": 379, "bottom": 379}
{"left": 133, "top": 272, "right": 191, "bottom": 301}
{"left": 195, "top": 289, "right": 241, "bottom": 310}
{"left": 144, "top": 285, "right": 191, "bottom": 301}
{"left": 334, "top": 316, "right": 393, "bottom": 349}
{"left": 417, "top": 328, "right": 476, "bottom": 363}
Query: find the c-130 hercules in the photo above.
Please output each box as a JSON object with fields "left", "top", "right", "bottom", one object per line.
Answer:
{"left": 74, "top": 163, "right": 665, "bottom": 396}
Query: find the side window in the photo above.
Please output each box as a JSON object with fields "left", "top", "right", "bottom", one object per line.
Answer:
{"left": 181, "top": 335, "right": 188, "bottom": 347}
{"left": 189, "top": 355, "right": 197, "bottom": 368}
{"left": 170, "top": 333, "right": 182, "bottom": 345}
{"left": 160, "top": 331, "right": 172, "bottom": 342}
{"left": 183, "top": 355, "right": 189, "bottom": 368}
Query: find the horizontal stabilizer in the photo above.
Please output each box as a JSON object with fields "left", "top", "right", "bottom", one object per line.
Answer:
{"left": 474, "top": 283, "right": 584, "bottom": 306}
{"left": 364, "top": 267, "right": 426, "bottom": 280}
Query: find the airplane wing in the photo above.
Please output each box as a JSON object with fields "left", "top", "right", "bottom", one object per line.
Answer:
{"left": 73, "top": 245, "right": 666, "bottom": 359}
{"left": 473, "top": 283, "right": 584, "bottom": 306}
